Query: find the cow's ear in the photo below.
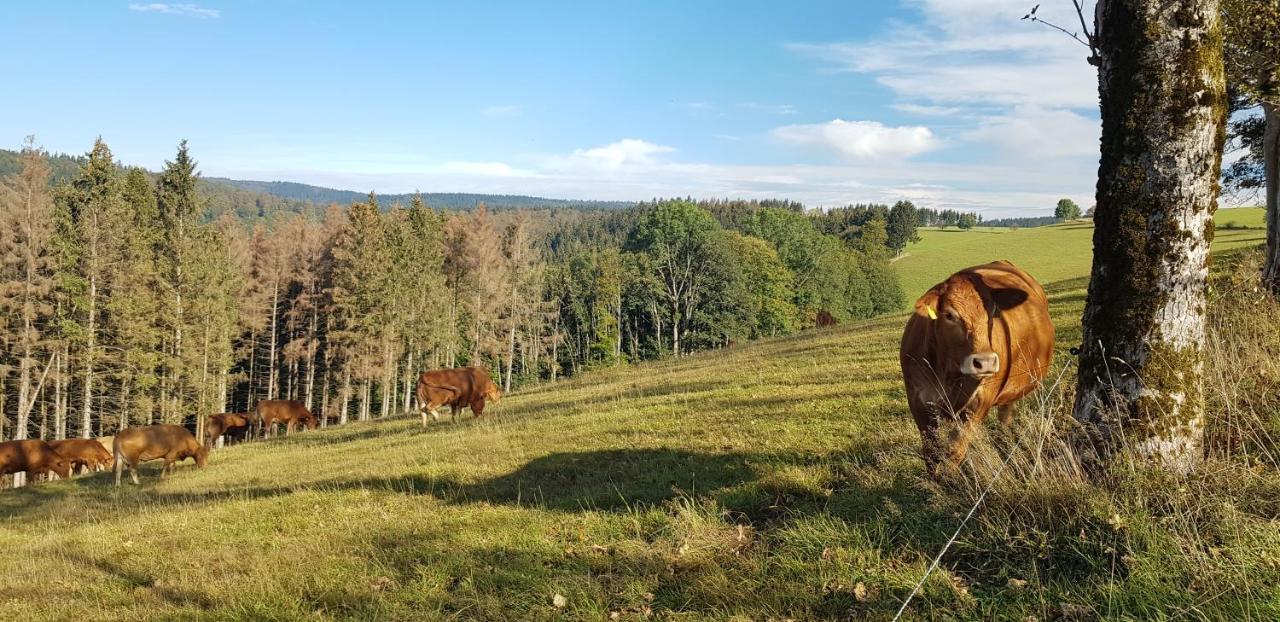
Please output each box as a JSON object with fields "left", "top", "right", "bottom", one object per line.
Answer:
{"left": 990, "top": 287, "right": 1028, "bottom": 312}
{"left": 914, "top": 288, "right": 942, "bottom": 321}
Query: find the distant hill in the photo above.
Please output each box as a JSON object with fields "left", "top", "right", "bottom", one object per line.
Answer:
{"left": 212, "top": 178, "right": 634, "bottom": 212}
{"left": 1, "top": 148, "right": 634, "bottom": 223}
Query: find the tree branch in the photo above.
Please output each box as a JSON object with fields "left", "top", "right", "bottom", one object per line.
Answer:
{"left": 1023, "top": 2, "right": 1102, "bottom": 65}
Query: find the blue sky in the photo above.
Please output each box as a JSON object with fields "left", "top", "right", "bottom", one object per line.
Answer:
{"left": 1, "top": 1, "right": 1105, "bottom": 216}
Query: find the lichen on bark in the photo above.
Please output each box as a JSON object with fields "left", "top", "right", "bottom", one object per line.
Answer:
{"left": 1073, "top": 0, "right": 1226, "bottom": 474}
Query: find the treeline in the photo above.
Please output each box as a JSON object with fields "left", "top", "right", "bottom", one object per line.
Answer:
{"left": 979, "top": 216, "right": 1063, "bottom": 228}
{"left": 542, "top": 198, "right": 903, "bottom": 373}
{"left": 0, "top": 139, "right": 903, "bottom": 444}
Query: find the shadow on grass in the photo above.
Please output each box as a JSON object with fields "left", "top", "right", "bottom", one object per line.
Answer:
{"left": 61, "top": 551, "right": 217, "bottom": 609}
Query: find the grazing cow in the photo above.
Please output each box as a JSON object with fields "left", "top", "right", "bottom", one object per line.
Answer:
{"left": 900, "top": 260, "right": 1055, "bottom": 472}
{"left": 255, "top": 400, "right": 317, "bottom": 438}
{"left": 816, "top": 310, "right": 837, "bottom": 328}
{"left": 205, "top": 413, "right": 253, "bottom": 446}
{"left": 0, "top": 439, "right": 72, "bottom": 482}
{"left": 416, "top": 366, "right": 502, "bottom": 425}
{"left": 50, "top": 439, "right": 114, "bottom": 473}
{"left": 113, "top": 425, "right": 208, "bottom": 486}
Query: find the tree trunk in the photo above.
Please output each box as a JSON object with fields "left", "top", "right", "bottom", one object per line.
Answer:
{"left": 304, "top": 303, "right": 318, "bottom": 410}
{"left": 402, "top": 348, "right": 415, "bottom": 413}
{"left": 339, "top": 367, "right": 351, "bottom": 426}
{"left": 120, "top": 377, "right": 131, "bottom": 433}
{"left": 505, "top": 297, "right": 517, "bottom": 392}
{"left": 246, "top": 326, "right": 257, "bottom": 408}
{"left": 1072, "top": 0, "right": 1227, "bottom": 474}
{"left": 670, "top": 299, "right": 680, "bottom": 356}
{"left": 267, "top": 281, "right": 280, "bottom": 399}
{"left": 53, "top": 349, "right": 65, "bottom": 440}
{"left": 1263, "top": 101, "right": 1280, "bottom": 290}
{"left": 198, "top": 324, "right": 209, "bottom": 442}
{"left": 81, "top": 273, "right": 97, "bottom": 439}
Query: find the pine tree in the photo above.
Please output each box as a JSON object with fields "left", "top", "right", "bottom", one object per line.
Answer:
{"left": 109, "top": 167, "right": 165, "bottom": 429}
{"left": 57, "top": 138, "right": 126, "bottom": 437}
{"left": 0, "top": 137, "right": 55, "bottom": 450}
{"left": 156, "top": 141, "right": 202, "bottom": 423}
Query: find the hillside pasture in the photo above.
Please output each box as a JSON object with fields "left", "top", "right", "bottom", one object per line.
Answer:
{"left": 0, "top": 234, "right": 1277, "bottom": 620}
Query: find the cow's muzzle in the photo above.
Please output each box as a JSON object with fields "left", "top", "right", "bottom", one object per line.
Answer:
{"left": 961, "top": 352, "right": 999, "bottom": 378}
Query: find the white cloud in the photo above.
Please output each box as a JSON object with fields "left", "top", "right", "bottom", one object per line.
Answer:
{"left": 771, "top": 119, "right": 940, "bottom": 160}
{"left": 434, "top": 161, "right": 536, "bottom": 178}
{"left": 128, "top": 3, "right": 221, "bottom": 18}
{"left": 479, "top": 105, "right": 521, "bottom": 118}
{"left": 568, "top": 139, "right": 675, "bottom": 169}
{"left": 892, "top": 103, "right": 966, "bottom": 117}
{"left": 965, "top": 106, "right": 1099, "bottom": 157}
{"left": 738, "top": 103, "right": 800, "bottom": 115}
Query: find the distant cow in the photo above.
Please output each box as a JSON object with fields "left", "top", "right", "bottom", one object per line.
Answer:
{"left": 900, "top": 260, "right": 1055, "bottom": 472}
{"left": 416, "top": 366, "right": 502, "bottom": 425}
{"left": 113, "top": 424, "right": 209, "bottom": 486}
{"left": 205, "top": 413, "right": 254, "bottom": 446}
{"left": 0, "top": 439, "right": 72, "bottom": 482}
{"left": 255, "top": 400, "right": 317, "bottom": 438}
{"left": 816, "top": 310, "right": 837, "bottom": 327}
{"left": 50, "top": 438, "right": 113, "bottom": 473}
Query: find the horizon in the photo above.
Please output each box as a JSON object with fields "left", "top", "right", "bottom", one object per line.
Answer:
{"left": 5, "top": 1, "right": 1108, "bottom": 216}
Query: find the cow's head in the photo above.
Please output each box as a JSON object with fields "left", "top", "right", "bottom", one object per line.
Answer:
{"left": 194, "top": 445, "right": 210, "bottom": 469}
{"left": 485, "top": 382, "right": 503, "bottom": 402}
{"left": 914, "top": 272, "right": 1028, "bottom": 381}
{"left": 49, "top": 455, "right": 72, "bottom": 479}
{"left": 302, "top": 414, "right": 318, "bottom": 431}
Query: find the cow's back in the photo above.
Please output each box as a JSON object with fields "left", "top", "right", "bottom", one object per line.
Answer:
{"left": 257, "top": 400, "right": 309, "bottom": 420}
{"left": 117, "top": 425, "right": 196, "bottom": 461}
{"left": 420, "top": 369, "right": 478, "bottom": 404}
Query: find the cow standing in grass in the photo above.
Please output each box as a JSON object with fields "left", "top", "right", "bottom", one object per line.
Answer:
{"left": 50, "top": 439, "right": 113, "bottom": 474}
{"left": 416, "top": 366, "right": 502, "bottom": 425}
{"left": 113, "top": 425, "right": 208, "bottom": 486}
{"left": 900, "top": 260, "right": 1055, "bottom": 472}
{"left": 255, "top": 400, "right": 317, "bottom": 438}
{"left": 0, "top": 440, "right": 72, "bottom": 484}
{"left": 205, "top": 413, "right": 254, "bottom": 447}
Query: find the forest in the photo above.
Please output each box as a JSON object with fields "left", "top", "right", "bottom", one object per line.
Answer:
{"left": 0, "top": 138, "right": 909, "bottom": 444}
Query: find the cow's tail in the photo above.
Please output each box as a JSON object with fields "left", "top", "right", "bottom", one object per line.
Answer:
{"left": 112, "top": 437, "right": 123, "bottom": 487}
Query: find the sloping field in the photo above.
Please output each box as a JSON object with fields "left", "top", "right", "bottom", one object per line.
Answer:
{"left": 0, "top": 229, "right": 1276, "bottom": 620}
{"left": 894, "top": 207, "right": 1266, "bottom": 306}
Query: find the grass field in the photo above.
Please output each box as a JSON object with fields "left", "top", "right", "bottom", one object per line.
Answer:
{"left": 1, "top": 218, "right": 1277, "bottom": 620}
{"left": 894, "top": 207, "right": 1266, "bottom": 306}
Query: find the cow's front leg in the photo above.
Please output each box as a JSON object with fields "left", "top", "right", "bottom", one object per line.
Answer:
{"left": 997, "top": 403, "right": 1017, "bottom": 426}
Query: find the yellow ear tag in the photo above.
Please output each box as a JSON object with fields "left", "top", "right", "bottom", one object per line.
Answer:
{"left": 926, "top": 306, "right": 937, "bottom": 320}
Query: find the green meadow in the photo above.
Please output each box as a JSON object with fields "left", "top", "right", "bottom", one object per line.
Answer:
{"left": 894, "top": 207, "right": 1266, "bottom": 305}
{"left": 1, "top": 209, "right": 1277, "bottom": 621}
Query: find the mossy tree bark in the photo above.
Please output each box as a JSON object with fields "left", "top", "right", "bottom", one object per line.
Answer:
{"left": 1073, "top": 0, "right": 1228, "bottom": 473}
{"left": 1263, "top": 99, "right": 1280, "bottom": 288}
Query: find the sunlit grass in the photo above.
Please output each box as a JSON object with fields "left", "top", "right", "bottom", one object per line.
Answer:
{"left": 895, "top": 207, "right": 1266, "bottom": 308}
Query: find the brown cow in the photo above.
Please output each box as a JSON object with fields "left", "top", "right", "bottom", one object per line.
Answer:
{"left": 50, "top": 438, "right": 114, "bottom": 473}
{"left": 255, "top": 400, "right": 317, "bottom": 438}
{"left": 0, "top": 439, "right": 72, "bottom": 482}
{"left": 900, "top": 260, "right": 1055, "bottom": 472}
{"left": 205, "top": 413, "right": 253, "bottom": 446}
{"left": 113, "top": 424, "right": 209, "bottom": 486}
{"left": 416, "top": 366, "right": 502, "bottom": 426}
